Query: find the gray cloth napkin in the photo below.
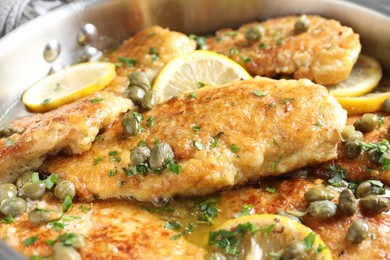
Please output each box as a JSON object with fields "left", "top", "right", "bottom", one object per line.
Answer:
{"left": 0, "top": 0, "right": 66, "bottom": 37}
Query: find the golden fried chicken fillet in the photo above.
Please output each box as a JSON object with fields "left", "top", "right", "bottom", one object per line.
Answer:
{"left": 207, "top": 15, "right": 361, "bottom": 86}
{"left": 0, "top": 91, "right": 134, "bottom": 184}
{"left": 106, "top": 26, "right": 196, "bottom": 95}
{"left": 42, "top": 77, "right": 346, "bottom": 201}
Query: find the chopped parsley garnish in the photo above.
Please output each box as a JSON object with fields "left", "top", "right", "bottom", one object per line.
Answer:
{"left": 93, "top": 157, "right": 105, "bottom": 165}
{"left": 189, "top": 34, "right": 207, "bottom": 49}
{"left": 118, "top": 57, "right": 137, "bottom": 67}
{"left": 271, "top": 159, "right": 280, "bottom": 172}
{"left": 276, "top": 39, "right": 285, "bottom": 45}
{"left": 170, "top": 224, "right": 193, "bottom": 240}
{"left": 108, "top": 151, "right": 119, "bottom": 156}
{"left": 23, "top": 236, "right": 38, "bottom": 246}
{"left": 167, "top": 160, "right": 182, "bottom": 175}
{"left": 208, "top": 222, "right": 258, "bottom": 256}
{"left": 378, "top": 115, "right": 384, "bottom": 127}
{"left": 367, "top": 180, "right": 385, "bottom": 195}
{"left": 316, "top": 121, "right": 323, "bottom": 127}
{"left": 107, "top": 170, "right": 117, "bottom": 177}
{"left": 327, "top": 165, "right": 347, "bottom": 187}
{"left": 79, "top": 205, "right": 92, "bottom": 213}
{"left": 41, "top": 98, "right": 51, "bottom": 104}
{"left": 230, "top": 144, "right": 239, "bottom": 153}
{"left": 154, "top": 138, "right": 160, "bottom": 145}
{"left": 197, "top": 197, "right": 219, "bottom": 224}
{"left": 94, "top": 135, "right": 103, "bottom": 142}
{"left": 258, "top": 42, "right": 268, "bottom": 49}
{"left": 149, "top": 47, "right": 158, "bottom": 55}
{"left": 236, "top": 204, "right": 254, "bottom": 217}
{"left": 120, "top": 180, "right": 126, "bottom": 187}
{"left": 58, "top": 233, "right": 77, "bottom": 246}
{"left": 198, "top": 82, "right": 206, "bottom": 88}
{"left": 304, "top": 232, "right": 316, "bottom": 250}
{"left": 228, "top": 48, "right": 240, "bottom": 57}
{"left": 193, "top": 140, "right": 206, "bottom": 150}
{"left": 31, "top": 172, "right": 40, "bottom": 183}
{"left": 241, "top": 56, "right": 251, "bottom": 63}
{"left": 211, "top": 132, "right": 224, "bottom": 148}
{"left": 269, "top": 252, "right": 282, "bottom": 260}
{"left": 44, "top": 174, "right": 58, "bottom": 189}
{"left": 5, "top": 138, "right": 14, "bottom": 146}
{"left": 265, "top": 185, "right": 276, "bottom": 193}
{"left": 109, "top": 157, "right": 121, "bottom": 163}
{"left": 165, "top": 221, "right": 182, "bottom": 230}
{"left": 147, "top": 117, "right": 155, "bottom": 128}
{"left": 90, "top": 98, "right": 104, "bottom": 103}
{"left": 123, "top": 163, "right": 148, "bottom": 176}
{"left": 46, "top": 240, "right": 55, "bottom": 246}
{"left": 192, "top": 126, "right": 201, "bottom": 132}
{"left": 62, "top": 195, "right": 73, "bottom": 213}
{"left": 0, "top": 215, "right": 15, "bottom": 223}
{"left": 253, "top": 90, "right": 267, "bottom": 97}
{"left": 139, "top": 140, "right": 147, "bottom": 146}
{"left": 189, "top": 92, "right": 198, "bottom": 99}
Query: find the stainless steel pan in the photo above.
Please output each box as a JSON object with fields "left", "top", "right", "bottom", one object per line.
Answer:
{"left": 0, "top": 0, "right": 389, "bottom": 258}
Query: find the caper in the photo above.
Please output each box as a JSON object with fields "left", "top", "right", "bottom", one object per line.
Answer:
{"left": 338, "top": 189, "right": 357, "bottom": 216}
{"left": 128, "top": 71, "right": 151, "bottom": 92}
{"left": 369, "top": 149, "right": 384, "bottom": 165}
{"left": 348, "top": 130, "right": 363, "bottom": 142}
{"left": 54, "top": 180, "right": 76, "bottom": 201}
{"left": 53, "top": 242, "right": 81, "bottom": 260}
{"left": 344, "top": 139, "right": 362, "bottom": 159}
{"left": 294, "top": 15, "right": 311, "bottom": 32}
{"left": 0, "top": 183, "right": 17, "bottom": 202}
{"left": 72, "top": 234, "right": 86, "bottom": 249}
{"left": 304, "top": 187, "right": 335, "bottom": 202}
{"left": 0, "top": 197, "right": 27, "bottom": 217}
{"left": 340, "top": 125, "right": 356, "bottom": 142}
{"left": 130, "top": 145, "right": 151, "bottom": 165}
{"left": 308, "top": 200, "right": 337, "bottom": 219}
{"left": 347, "top": 220, "right": 370, "bottom": 244}
{"left": 141, "top": 91, "right": 159, "bottom": 110}
{"left": 382, "top": 98, "right": 390, "bottom": 113}
{"left": 0, "top": 127, "right": 16, "bottom": 138}
{"left": 356, "top": 180, "right": 384, "bottom": 198}
{"left": 28, "top": 209, "right": 51, "bottom": 225}
{"left": 245, "top": 25, "right": 265, "bottom": 41}
{"left": 18, "top": 182, "right": 46, "bottom": 200}
{"left": 282, "top": 241, "right": 307, "bottom": 260}
{"left": 354, "top": 114, "right": 378, "bottom": 133}
{"left": 359, "top": 195, "right": 390, "bottom": 213}
{"left": 16, "top": 171, "right": 34, "bottom": 189}
{"left": 122, "top": 112, "right": 143, "bottom": 136}
{"left": 127, "top": 86, "right": 146, "bottom": 104}
{"left": 275, "top": 209, "right": 301, "bottom": 223}
{"left": 148, "top": 143, "right": 174, "bottom": 170}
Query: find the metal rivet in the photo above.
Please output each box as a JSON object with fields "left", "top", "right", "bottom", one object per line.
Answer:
{"left": 77, "top": 24, "right": 98, "bottom": 46}
{"left": 80, "top": 46, "right": 102, "bottom": 62}
{"left": 43, "top": 40, "right": 61, "bottom": 62}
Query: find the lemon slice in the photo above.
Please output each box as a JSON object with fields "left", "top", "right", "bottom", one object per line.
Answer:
{"left": 328, "top": 55, "right": 382, "bottom": 97}
{"left": 336, "top": 90, "right": 390, "bottom": 115}
{"left": 152, "top": 50, "right": 252, "bottom": 102}
{"left": 209, "top": 214, "right": 332, "bottom": 260}
{"left": 22, "top": 62, "right": 116, "bottom": 112}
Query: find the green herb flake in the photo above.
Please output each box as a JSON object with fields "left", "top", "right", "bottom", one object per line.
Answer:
{"left": 269, "top": 252, "right": 282, "bottom": 260}
{"left": 139, "top": 140, "right": 147, "bottom": 146}
{"left": 46, "top": 240, "right": 55, "bottom": 246}
{"left": 23, "top": 236, "right": 38, "bottom": 246}
{"left": 31, "top": 172, "right": 40, "bottom": 183}
{"left": 189, "top": 92, "right": 198, "bottom": 99}
{"left": 189, "top": 34, "right": 207, "bottom": 49}
{"left": 315, "top": 243, "right": 328, "bottom": 254}
{"left": 304, "top": 232, "right": 316, "bottom": 250}
{"left": 236, "top": 204, "right": 254, "bottom": 217}
{"left": 230, "top": 144, "right": 239, "bottom": 153}
{"left": 198, "top": 82, "right": 206, "bottom": 88}
{"left": 93, "top": 157, "right": 105, "bottom": 165}
{"left": 154, "top": 138, "right": 160, "bottom": 145}
{"left": 228, "top": 48, "right": 240, "bottom": 57}
{"left": 378, "top": 115, "right": 384, "bottom": 128}
{"left": 41, "top": 98, "right": 51, "bottom": 105}
{"left": 253, "top": 90, "right": 267, "bottom": 97}
{"left": 241, "top": 56, "right": 251, "bottom": 63}
{"left": 265, "top": 185, "right": 276, "bottom": 193}
{"left": 79, "top": 205, "right": 92, "bottom": 213}
{"left": 120, "top": 180, "right": 126, "bottom": 187}
{"left": 276, "top": 39, "right": 285, "bottom": 45}
{"left": 211, "top": 132, "right": 224, "bottom": 148}
{"left": 192, "top": 126, "right": 201, "bottom": 132}
{"left": 271, "top": 159, "right": 279, "bottom": 172}
{"left": 108, "top": 170, "right": 117, "bottom": 177}
{"left": 147, "top": 117, "right": 155, "bottom": 128}
{"left": 193, "top": 140, "right": 206, "bottom": 150}
{"left": 44, "top": 174, "right": 58, "bottom": 189}
{"left": 62, "top": 195, "right": 73, "bottom": 213}
{"left": 327, "top": 165, "right": 347, "bottom": 187}
{"left": 0, "top": 215, "right": 15, "bottom": 223}
{"left": 167, "top": 160, "right": 182, "bottom": 175}
{"left": 108, "top": 151, "right": 119, "bottom": 156}
{"left": 170, "top": 224, "right": 193, "bottom": 240}
{"left": 109, "top": 157, "right": 121, "bottom": 163}
{"left": 165, "top": 221, "right": 182, "bottom": 230}
{"left": 139, "top": 204, "right": 173, "bottom": 213}
{"left": 94, "top": 135, "right": 103, "bottom": 142}
{"left": 5, "top": 138, "right": 14, "bottom": 146}
{"left": 272, "top": 138, "right": 280, "bottom": 147}
{"left": 197, "top": 197, "right": 219, "bottom": 224}
{"left": 208, "top": 222, "right": 258, "bottom": 256}
{"left": 58, "top": 233, "right": 77, "bottom": 246}
{"left": 90, "top": 98, "right": 104, "bottom": 103}
{"left": 316, "top": 121, "right": 323, "bottom": 127}
{"left": 52, "top": 222, "right": 65, "bottom": 230}
{"left": 149, "top": 47, "right": 158, "bottom": 55}
{"left": 118, "top": 57, "right": 137, "bottom": 67}
{"left": 258, "top": 42, "right": 268, "bottom": 49}
{"left": 259, "top": 224, "right": 275, "bottom": 235}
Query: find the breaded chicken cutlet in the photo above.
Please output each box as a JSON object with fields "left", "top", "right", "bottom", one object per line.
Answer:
{"left": 41, "top": 77, "right": 346, "bottom": 201}
{"left": 207, "top": 15, "right": 361, "bottom": 86}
